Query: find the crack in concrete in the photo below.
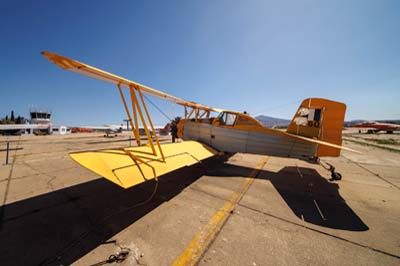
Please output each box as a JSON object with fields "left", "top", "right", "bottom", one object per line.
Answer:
{"left": 0, "top": 136, "right": 21, "bottom": 230}
{"left": 237, "top": 202, "right": 400, "bottom": 260}
{"left": 187, "top": 178, "right": 399, "bottom": 260}
{"left": 343, "top": 155, "right": 400, "bottom": 190}
{"left": 17, "top": 161, "right": 61, "bottom": 191}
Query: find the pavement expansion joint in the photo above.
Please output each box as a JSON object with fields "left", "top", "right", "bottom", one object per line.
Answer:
{"left": 172, "top": 156, "right": 269, "bottom": 266}
{"left": 343, "top": 155, "right": 400, "bottom": 190}
{"left": 236, "top": 201, "right": 400, "bottom": 260}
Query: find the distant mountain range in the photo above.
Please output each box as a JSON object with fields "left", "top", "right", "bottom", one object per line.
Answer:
{"left": 255, "top": 115, "right": 291, "bottom": 128}
{"left": 255, "top": 115, "right": 400, "bottom": 128}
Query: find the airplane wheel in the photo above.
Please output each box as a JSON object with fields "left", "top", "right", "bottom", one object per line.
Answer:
{"left": 331, "top": 172, "right": 342, "bottom": 181}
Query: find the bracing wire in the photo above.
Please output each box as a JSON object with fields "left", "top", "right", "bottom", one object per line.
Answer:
{"left": 143, "top": 94, "right": 173, "bottom": 121}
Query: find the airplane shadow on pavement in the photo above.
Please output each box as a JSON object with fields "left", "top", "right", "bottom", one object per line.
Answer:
{"left": 0, "top": 156, "right": 224, "bottom": 266}
{"left": 262, "top": 166, "right": 368, "bottom": 231}
{"left": 208, "top": 162, "right": 369, "bottom": 232}
{"left": 0, "top": 156, "right": 368, "bottom": 266}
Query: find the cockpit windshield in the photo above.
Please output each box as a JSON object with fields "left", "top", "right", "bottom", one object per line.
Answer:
{"left": 218, "top": 112, "right": 237, "bottom": 126}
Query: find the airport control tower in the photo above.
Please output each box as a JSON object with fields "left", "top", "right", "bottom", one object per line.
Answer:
{"left": 30, "top": 108, "right": 52, "bottom": 134}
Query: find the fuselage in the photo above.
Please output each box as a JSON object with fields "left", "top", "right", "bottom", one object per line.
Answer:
{"left": 178, "top": 112, "right": 317, "bottom": 159}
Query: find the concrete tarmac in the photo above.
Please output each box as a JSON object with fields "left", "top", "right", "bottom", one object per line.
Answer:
{"left": 0, "top": 133, "right": 399, "bottom": 266}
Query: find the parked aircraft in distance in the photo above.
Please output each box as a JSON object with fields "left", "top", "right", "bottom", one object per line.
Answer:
{"left": 354, "top": 122, "right": 400, "bottom": 134}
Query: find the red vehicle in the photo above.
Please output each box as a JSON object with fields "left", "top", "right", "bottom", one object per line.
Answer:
{"left": 354, "top": 122, "right": 400, "bottom": 134}
{"left": 158, "top": 123, "right": 171, "bottom": 135}
{"left": 70, "top": 127, "right": 94, "bottom": 133}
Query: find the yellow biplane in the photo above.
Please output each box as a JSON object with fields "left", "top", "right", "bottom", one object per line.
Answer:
{"left": 42, "top": 51, "right": 356, "bottom": 188}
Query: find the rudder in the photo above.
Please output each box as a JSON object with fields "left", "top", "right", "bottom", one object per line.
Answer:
{"left": 287, "top": 98, "right": 346, "bottom": 157}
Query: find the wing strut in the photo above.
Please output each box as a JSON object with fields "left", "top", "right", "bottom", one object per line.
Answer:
{"left": 136, "top": 86, "right": 165, "bottom": 161}
{"left": 183, "top": 105, "right": 210, "bottom": 120}
{"left": 118, "top": 84, "right": 140, "bottom": 146}
{"left": 117, "top": 84, "right": 165, "bottom": 161}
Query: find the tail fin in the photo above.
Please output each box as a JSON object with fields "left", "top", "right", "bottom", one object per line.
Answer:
{"left": 287, "top": 98, "right": 346, "bottom": 157}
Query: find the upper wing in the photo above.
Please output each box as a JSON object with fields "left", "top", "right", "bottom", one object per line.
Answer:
{"left": 42, "top": 51, "right": 222, "bottom": 113}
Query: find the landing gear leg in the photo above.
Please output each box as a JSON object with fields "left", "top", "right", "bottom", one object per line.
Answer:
{"left": 329, "top": 165, "right": 342, "bottom": 181}
{"left": 320, "top": 161, "right": 342, "bottom": 181}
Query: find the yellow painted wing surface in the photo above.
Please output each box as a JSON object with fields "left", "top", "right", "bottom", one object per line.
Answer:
{"left": 70, "top": 141, "right": 216, "bottom": 189}
{"left": 42, "top": 51, "right": 222, "bottom": 113}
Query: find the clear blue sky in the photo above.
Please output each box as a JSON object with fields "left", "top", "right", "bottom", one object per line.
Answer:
{"left": 1, "top": 0, "right": 399, "bottom": 126}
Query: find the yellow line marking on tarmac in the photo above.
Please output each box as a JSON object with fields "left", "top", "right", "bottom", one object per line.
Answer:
{"left": 172, "top": 156, "right": 269, "bottom": 266}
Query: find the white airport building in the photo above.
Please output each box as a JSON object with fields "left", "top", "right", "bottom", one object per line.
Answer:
{"left": 0, "top": 109, "right": 70, "bottom": 135}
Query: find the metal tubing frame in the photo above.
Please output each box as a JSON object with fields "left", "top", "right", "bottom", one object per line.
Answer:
{"left": 118, "top": 83, "right": 214, "bottom": 163}
{"left": 195, "top": 109, "right": 199, "bottom": 122}
{"left": 118, "top": 84, "right": 138, "bottom": 143}
{"left": 137, "top": 87, "right": 165, "bottom": 161}
{"left": 200, "top": 110, "right": 209, "bottom": 118}
{"left": 185, "top": 105, "right": 212, "bottom": 119}
{"left": 187, "top": 108, "right": 195, "bottom": 119}
{"left": 129, "top": 87, "right": 157, "bottom": 156}
{"left": 129, "top": 85, "right": 141, "bottom": 145}
{"left": 184, "top": 106, "right": 187, "bottom": 119}
{"left": 117, "top": 84, "right": 167, "bottom": 162}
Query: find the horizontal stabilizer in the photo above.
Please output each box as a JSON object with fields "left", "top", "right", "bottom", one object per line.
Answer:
{"left": 70, "top": 141, "right": 217, "bottom": 189}
{"left": 285, "top": 132, "right": 361, "bottom": 154}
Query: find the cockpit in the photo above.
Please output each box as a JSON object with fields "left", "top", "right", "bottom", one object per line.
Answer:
{"left": 216, "top": 111, "right": 261, "bottom": 127}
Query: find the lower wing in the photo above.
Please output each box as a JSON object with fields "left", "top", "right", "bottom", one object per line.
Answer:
{"left": 70, "top": 141, "right": 217, "bottom": 189}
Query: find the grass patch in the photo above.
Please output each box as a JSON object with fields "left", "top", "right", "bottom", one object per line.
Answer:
{"left": 363, "top": 138, "right": 399, "bottom": 145}
{"left": 343, "top": 137, "right": 400, "bottom": 154}
{"left": 375, "top": 139, "right": 398, "bottom": 145}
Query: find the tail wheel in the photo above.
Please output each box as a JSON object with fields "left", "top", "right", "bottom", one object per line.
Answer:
{"left": 331, "top": 172, "right": 342, "bottom": 181}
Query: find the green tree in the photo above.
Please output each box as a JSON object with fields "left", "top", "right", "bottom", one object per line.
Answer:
{"left": 10, "top": 110, "right": 15, "bottom": 121}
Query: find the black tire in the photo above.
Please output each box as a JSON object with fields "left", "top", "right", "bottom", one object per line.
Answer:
{"left": 331, "top": 172, "right": 342, "bottom": 180}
